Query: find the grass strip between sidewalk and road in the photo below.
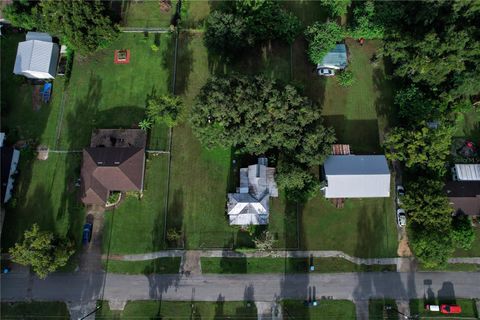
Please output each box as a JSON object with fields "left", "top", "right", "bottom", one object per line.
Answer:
{"left": 201, "top": 257, "right": 396, "bottom": 274}
{"left": 102, "top": 257, "right": 181, "bottom": 275}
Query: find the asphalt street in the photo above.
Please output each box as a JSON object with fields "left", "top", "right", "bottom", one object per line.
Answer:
{"left": 2, "top": 272, "right": 479, "bottom": 303}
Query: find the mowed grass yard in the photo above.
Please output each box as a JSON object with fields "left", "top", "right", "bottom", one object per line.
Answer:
{"left": 96, "top": 301, "right": 257, "bottom": 319}
{"left": 116, "top": 0, "right": 178, "bottom": 28}
{"left": 1, "top": 302, "right": 69, "bottom": 319}
{"left": 103, "top": 156, "right": 169, "bottom": 255}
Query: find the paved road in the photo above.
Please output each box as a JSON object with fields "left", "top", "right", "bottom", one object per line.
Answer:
{"left": 2, "top": 272, "right": 479, "bottom": 303}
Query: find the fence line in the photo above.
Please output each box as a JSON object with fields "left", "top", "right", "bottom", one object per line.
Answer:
{"left": 120, "top": 27, "right": 171, "bottom": 33}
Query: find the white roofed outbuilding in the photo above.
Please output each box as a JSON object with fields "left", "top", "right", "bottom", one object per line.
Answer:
{"left": 323, "top": 155, "right": 391, "bottom": 198}
{"left": 454, "top": 164, "right": 480, "bottom": 181}
{"left": 13, "top": 32, "right": 59, "bottom": 80}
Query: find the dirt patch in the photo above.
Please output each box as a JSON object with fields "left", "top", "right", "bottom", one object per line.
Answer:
{"left": 397, "top": 231, "right": 412, "bottom": 257}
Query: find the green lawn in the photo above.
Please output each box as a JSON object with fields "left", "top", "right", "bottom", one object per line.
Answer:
{"left": 454, "top": 109, "right": 480, "bottom": 140}
{"left": 455, "top": 228, "right": 480, "bottom": 257}
{"left": 119, "top": 0, "right": 178, "bottom": 28}
{"left": 300, "top": 195, "right": 398, "bottom": 258}
{"left": 103, "top": 156, "right": 169, "bottom": 254}
{"left": 419, "top": 262, "right": 480, "bottom": 272}
{"left": 57, "top": 32, "right": 172, "bottom": 150}
{"left": 1, "top": 153, "right": 84, "bottom": 253}
{"left": 293, "top": 38, "right": 395, "bottom": 153}
{"left": 201, "top": 257, "right": 395, "bottom": 274}
{"left": 410, "top": 299, "right": 478, "bottom": 318}
{"left": 1, "top": 302, "right": 69, "bottom": 319}
{"left": 96, "top": 301, "right": 257, "bottom": 319}
{"left": 282, "top": 300, "right": 356, "bottom": 320}
{"left": 369, "top": 299, "right": 399, "bottom": 320}
{"left": 103, "top": 257, "right": 180, "bottom": 274}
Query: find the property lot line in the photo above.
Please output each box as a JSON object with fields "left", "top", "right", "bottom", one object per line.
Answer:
{"left": 100, "top": 250, "right": 480, "bottom": 266}
{"left": 45, "top": 149, "right": 169, "bottom": 153}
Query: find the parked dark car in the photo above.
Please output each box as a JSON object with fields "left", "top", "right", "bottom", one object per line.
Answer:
{"left": 82, "top": 223, "right": 93, "bottom": 245}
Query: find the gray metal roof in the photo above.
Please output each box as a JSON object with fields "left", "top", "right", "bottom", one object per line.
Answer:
{"left": 323, "top": 155, "right": 391, "bottom": 198}
{"left": 455, "top": 164, "right": 480, "bottom": 181}
{"left": 13, "top": 39, "right": 59, "bottom": 79}
{"left": 26, "top": 32, "right": 53, "bottom": 42}
{"left": 317, "top": 44, "right": 348, "bottom": 70}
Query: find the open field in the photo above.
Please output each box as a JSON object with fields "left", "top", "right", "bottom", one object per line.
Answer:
{"left": 300, "top": 195, "right": 398, "bottom": 258}
{"left": 369, "top": 299, "right": 398, "bottom": 320}
{"left": 201, "top": 257, "right": 395, "bottom": 274}
{"left": 282, "top": 300, "right": 356, "bottom": 320}
{"left": 103, "top": 257, "right": 180, "bottom": 274}
{"left": 96, "top": 300, "right": 258, "bottom": 319}
{"left": 103, "top": 156, "right": 169, "bottom": 255}
{"left": 1, "top": 153, "right": 84, "bottom": 253}
{"left": 410, "top": 299, "right": 478, "bottom": 318}
{"left": 1, "top": 302, "right": 69, "bottom": 319}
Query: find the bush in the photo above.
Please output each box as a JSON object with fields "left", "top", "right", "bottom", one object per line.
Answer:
{"left": 305, "top": 21, "right": 345, "bottom": 64}
{"left": 337, "top": 70, "right": 355, "bottom": 87}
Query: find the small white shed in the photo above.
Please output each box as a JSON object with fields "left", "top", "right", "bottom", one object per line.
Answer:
{"left": 13, "top": 32, "right": 59, "bottom": 79}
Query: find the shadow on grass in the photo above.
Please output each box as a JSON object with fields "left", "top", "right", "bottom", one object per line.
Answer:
{"left": 165, "top": 189, "right": 184, "bottom": 248}
{"left": 163, "top": 31, "right": 194, "bottom": 95}
{"left": 322, "top": 116, "right": 381, "bottom": 154}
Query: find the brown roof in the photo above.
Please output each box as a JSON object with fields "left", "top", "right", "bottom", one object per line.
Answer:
{"left": 445, "top": 181, "right": 480, "bottom": 216}
{"left": 81, "top": 147, "right": 145, "bottom": 205}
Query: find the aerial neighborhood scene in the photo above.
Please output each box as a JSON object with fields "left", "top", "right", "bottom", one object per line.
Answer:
{"left": 1, "top": 0, "right": 480, "bottom": 319}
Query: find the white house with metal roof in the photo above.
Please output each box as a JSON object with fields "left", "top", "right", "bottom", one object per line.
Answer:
{"left": 13, "top": 32, "right": 59, "bottom": 79}
{"left": 322, "top": 155, "right": 390, "bottom": 198}
{"left": 454, "top": 164, "right": 480, "bottom": 181}
{"left": 227, "top": 158, "right": 278, "bottom": 226}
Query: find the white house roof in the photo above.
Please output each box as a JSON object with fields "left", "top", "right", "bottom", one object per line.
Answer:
{"left": 13, "top": 35, "right": 59, "bottom": 79}
{"left": 317, "top": 44, "right": 348, "bottom": 70}
{"left": 323, "top": 155, "right": 391, "bottom": 198}
{"left": 455, "top": 164, "right": 480, "bottom": 181}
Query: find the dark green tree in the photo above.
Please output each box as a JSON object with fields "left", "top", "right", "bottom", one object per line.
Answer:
{"left": 305, "top": 21, "right": 345, "bottom": 64}
{"left": 320, "top": 0, "right": 351, "bottom": 18}
{"left": 394, "top": 85, "right": 447, "bottom": 125}
{"left": 191, "top": 75, "right": 335, "bottom": 157}
{"left": 384, "top": 124, "right": 454, "bottom": 174}
{"left": 3, "top": 0, "right": 41, "bottom": 30}
{"left": 451, "top": 215, "right": 475, "bottom": 250}
{"left": 9, "top": 224, "right": 74, "bottom": 279}
{"left": 276, "top": 161, "right": 321, "bottom": 201}
{"left": 40, "top": 0, "right": 118, "bottom": 53}
{"left": 348, "top": 0, "right": 384, "bottom": 39}
{"left": 409, "top": 225, "right": 454, "bottom": 269}
{"left": 204, "top": 11, "right": 251, "bottom": 56}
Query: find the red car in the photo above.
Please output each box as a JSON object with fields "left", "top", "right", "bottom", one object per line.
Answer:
{"left": 440, "top": 304, "right": 462, "bottom": 314}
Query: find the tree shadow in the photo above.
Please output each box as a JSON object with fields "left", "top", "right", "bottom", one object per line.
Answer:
{"left": 372, "top": 61, "right": 396, "bottom": 145}
{"left": 162, "top": 32, "right": 194, "bottom": 96}
{"left": 322, "top": 116, "right": 381, "bottom": 154}
{"left": 165, "top": 189, "right": 184, "bottom": 249}
{"left": 214, "top": 294, "right": 225, "bottom": 320}
{"left": 437, "top": 282, "right": 456, "bottom": 305}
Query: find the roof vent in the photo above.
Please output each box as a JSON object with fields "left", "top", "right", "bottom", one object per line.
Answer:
{"left": 97, "top": 161, "right": 103, "bottom": 165}
{"left": 114, "top": 161, "right": 120, "bottom": 165}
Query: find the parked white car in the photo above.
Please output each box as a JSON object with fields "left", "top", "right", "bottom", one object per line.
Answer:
{"left": 396, "top": 185, "right": 405, "bottom": 206}
{"left": 396, "top": 208, "right": 406, "bottom": 227}
{"left": 317, "top": 68, "right": 335, "bottom": 77}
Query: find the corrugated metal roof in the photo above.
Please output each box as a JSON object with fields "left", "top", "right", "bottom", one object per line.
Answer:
{"left": 14, "top": 40, "right": 57, "bottom": 78}
{"left": 317, "top": 44, "right": 348, "bottom": 70}
{"left": 324, "top": 155, "right": 390, "bottom": 198}
{"left": 455, "top": 164, "right": 480, "bottom": 181}
{"left": 26, "top": 32, "right": 52, "bottom": 42}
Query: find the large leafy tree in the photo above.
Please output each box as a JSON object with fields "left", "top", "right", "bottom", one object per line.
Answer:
{"left": 204, "top": 0, "right": 301, "bottom": 56}
{"left": 191, "top": 75, "right": 335, "bottom": 158}
{"left": 320, "top": 0, "right": 351, "bottom": 18}
{"left": 451, "top": 215, "right": 475, "bottom": 251}
{"left": 384, "top": 124, "right": 454, "bottom": 174}
{"left": 394, "top": 85, "right": 447, "bottom": 125}
{"left": 348, "top": 0, "right": 384, "bottom": 40}
{"left": 305, "top": 21, "right": 345, "bottom": 64}
{"left": 4, "top": 0, "right": 118, "bottom": 54}
{"left": 40, "top": 0, "right": 118, "bottom": 53}
{"left": 9, "top": 224, "right": 74, "bottom": 279}
{"left": 276, "top": 161, "right": 321, "bottom": 201}
{"left": 378, "top": 1, "right": 480, "bottom": 99}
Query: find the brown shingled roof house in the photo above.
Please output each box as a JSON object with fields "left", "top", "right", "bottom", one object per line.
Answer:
{"left": 81, "top": 129, "right": 146, "bottom": 206}
{"left": 444, "top": 181, "right": 480, "bottom": 216}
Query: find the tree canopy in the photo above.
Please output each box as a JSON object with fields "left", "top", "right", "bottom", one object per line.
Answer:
{"left": 4, "top": 0, "right": 118, "bottom": 54}
{"left": 204, "top": 0, "right": 301, "bottom": 56}
{"left": 9, "top": 224, "right": 74, "bottom": 279}
{"left": 191, "top": 74, "right": 335, "bottom": 164}
{"left": 320, "top": 0, "right": 351, "bottom": 18}
{"left": 305, "top": 21, "right": 345, "bottom": 64}
{"left": 145, "top": 94, "right": 183, "bottom": 127}
{"left": 384, "top": 123, "right": 454, "bottom": 175}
